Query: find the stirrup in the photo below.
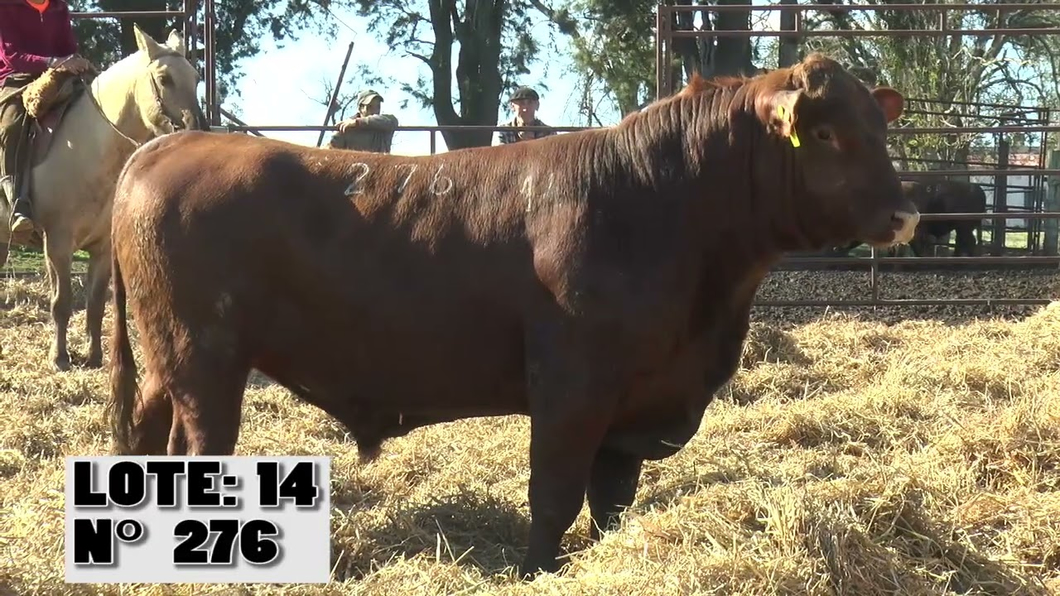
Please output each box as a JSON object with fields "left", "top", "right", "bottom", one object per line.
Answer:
{"left": 11, "top": 214, "right": 33, "bottom": 233}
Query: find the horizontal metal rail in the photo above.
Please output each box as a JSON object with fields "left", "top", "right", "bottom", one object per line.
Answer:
{"left": 755, "top": 298, "right": 1054, "bottom": 307}
{"left": 220, "top": 123, "right": 1060, "bottom": 135}
{"left": 71, "top": 10, "right": 186, "bottom": 18}
{"left": 665, "top": 3, "right": 1059, "bottom": 13}
{"left": 780, "top": 256, "right": 1060, "bottom": 266}
{"left": 899, "top": 169, "right": 1060, "bottom": 176}
{"left": 669, "top": 28, "right": 1060, "bottom": 38}
{"left": 907, "top": 213, "right": 1060, "bottom": 222}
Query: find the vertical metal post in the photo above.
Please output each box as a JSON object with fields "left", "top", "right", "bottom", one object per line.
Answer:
{"left": 204, "top": 0, "right": 218, "bottom": 125}
{"left": 869, "top": 246, "right": 880, "bottom": 304}
{"left": 315, "top": 42, "right": 355, "bottom": 147}
{"left": 1045, "top": 149, "right": 1060, "bottom": 258}
{"left": 993, "top": 134, "right": 1009, "bottom": 255}
{"left": 656, "top": 5, "right": 666, "bottom": 101}
{"left": 429, "top": 130, "right": 437, "bottom": 155}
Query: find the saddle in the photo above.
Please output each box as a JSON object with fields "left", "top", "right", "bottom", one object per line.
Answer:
{"left": 21, "top": 68, "right": 88, "bottom": 167}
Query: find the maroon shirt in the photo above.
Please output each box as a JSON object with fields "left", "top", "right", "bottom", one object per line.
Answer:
{"left": 0, "top": 0, "right": 78, "bottom": 85}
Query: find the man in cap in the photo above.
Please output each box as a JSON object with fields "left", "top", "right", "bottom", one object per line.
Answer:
{"left": 497, "top": 86, "right": 555, "bottom": 145}
{"left": 329, "top": 89, "right": 399, "bottom": 153}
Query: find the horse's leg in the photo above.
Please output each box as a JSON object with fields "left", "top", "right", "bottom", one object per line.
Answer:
{"left": 42, "top": 229, "right": 74, "bottom": 371}
{"left": 84, "top": 241, "right": 112, "bottom": 368}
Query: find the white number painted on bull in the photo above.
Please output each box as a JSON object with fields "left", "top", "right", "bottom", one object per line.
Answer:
{"left": 521, "top": 175, "right": 534, "bottom": 212}
{"left": 396, "top": 164, "right": 418, "bottom": 194}
{"left": 430, "top": 164, "right": 453, "bottom": 195}
{"left": 343, "top": 163, "right": 371, "bottom": 196}
{"left": 543, "top": 173, "right": 557, "bottom": 205}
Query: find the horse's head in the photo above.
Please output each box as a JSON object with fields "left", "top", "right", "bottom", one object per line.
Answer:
{"left": 126, "top": 24, "right": 208, "bottom": 136}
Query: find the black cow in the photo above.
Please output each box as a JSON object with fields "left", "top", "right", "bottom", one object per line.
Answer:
{"left": 837, "top": 178, "right": 986, "bottom": 257}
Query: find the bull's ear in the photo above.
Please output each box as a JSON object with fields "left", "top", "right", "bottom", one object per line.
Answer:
{"left": 871, "top": 87, "right": 904, "bottom": 123}
{"left": 756, "top": 88, "right": 804, "bottom": 146}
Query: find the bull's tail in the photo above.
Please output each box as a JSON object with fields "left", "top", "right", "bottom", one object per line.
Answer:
{"left": 107, "top": 246, "right": 140, "bottom": 455}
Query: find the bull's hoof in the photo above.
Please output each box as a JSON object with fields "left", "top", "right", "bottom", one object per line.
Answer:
{"left": 518, "top": 556, "right": 560, "bottom": 580}
{"left": 85, "top": 352, "right": 103, "bottom": 369}
{"left": 52, "top": 352, "right": 71, "bottom": 372}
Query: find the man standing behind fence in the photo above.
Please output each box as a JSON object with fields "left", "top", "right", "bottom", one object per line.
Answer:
{"left": 328, "top": 89, "right": 398, "bottom": 153}
{"left": 497, "top": 86, "right": 555, "bottom": 145}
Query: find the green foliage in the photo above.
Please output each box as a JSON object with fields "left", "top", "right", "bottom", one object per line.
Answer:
{"left": 801, "top": 1, "right": 1060, "bottom": 170}
{"left": 69, "top": 0, "right": 344, "bottom": 104}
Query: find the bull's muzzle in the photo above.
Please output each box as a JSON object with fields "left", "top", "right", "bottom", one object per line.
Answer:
{"left": 891, "top": 209, "right": 920, "bottom": 244}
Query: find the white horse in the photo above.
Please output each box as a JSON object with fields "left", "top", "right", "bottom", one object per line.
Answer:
{"left": 0, "top": 25, "right": 205, "bottom": 371}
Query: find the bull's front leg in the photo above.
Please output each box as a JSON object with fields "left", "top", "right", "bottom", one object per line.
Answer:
{"left": 586, "top": 447, "right": 643, "bottom": 541}
{"left": 520, "top": 318, "right": 622, "bottom": 579}
{"left": 84, "top": 242, "right": 112, "bottom": 368}
{"left": 43, "top": 229, "right": 74, "bottom": 371}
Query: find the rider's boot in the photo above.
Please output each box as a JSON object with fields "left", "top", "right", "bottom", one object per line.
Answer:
{"left": 1, "top": 175, "right": 33, "bottom": 233}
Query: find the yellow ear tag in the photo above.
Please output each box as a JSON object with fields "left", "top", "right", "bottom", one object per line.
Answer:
{"left": 776, "top": 105, "right": 800, "bottom": 148}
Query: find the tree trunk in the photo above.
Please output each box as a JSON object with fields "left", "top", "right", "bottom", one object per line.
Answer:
{"left": 428, "top": 0, "right": 509, "bottom": 150}
{"left": 712, "top": 0, "right": 754, "bottom": 77}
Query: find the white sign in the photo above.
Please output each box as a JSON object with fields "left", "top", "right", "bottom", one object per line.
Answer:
{"left": 64, "top": 456, "right": 331, "bottom": 584}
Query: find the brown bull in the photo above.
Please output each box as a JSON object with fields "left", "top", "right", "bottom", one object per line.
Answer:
{"left": 107, "top": 53, "right": 918, "bottom": 579}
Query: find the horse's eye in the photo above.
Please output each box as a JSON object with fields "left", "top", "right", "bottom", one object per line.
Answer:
{"left": 814, "top": 126, "right": 834, "bottom": 142}
{"left": 159, "top": 74, "right": 172, "bottom": 86}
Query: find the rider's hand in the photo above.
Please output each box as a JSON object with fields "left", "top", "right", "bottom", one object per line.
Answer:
{"left": 55, "top": 56, "right": 97, "bottom": 76}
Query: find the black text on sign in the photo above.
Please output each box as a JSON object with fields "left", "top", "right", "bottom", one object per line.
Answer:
{"left": 64, "top": 456, "right": 330, "bottom": 583}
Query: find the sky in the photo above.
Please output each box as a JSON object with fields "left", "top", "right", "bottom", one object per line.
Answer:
{"left": 223, "top": 5, "right": 617, "bottom": 156}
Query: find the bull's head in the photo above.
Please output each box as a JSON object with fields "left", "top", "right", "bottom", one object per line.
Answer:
{"left": 753, "top": 53, "right": 920, "bottom": 249}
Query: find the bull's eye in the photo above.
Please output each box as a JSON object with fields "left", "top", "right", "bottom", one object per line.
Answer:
{"left": 814, "top": 126, "right": 834, "bottom": 142}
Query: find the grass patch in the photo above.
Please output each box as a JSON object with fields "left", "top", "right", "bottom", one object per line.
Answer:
{"left": 2, "top": 246, "right": 90, "bottom": 274}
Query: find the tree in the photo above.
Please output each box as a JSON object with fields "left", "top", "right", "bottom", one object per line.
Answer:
{"left": 69, "top": 0, "right": 346, "bottom": 105}
{"left": 537, "top": 0, "right": 761, "bottom": 117}
{"left": 799, "top": 1, "right": 1060, "bottom": 171}
{"left": 352, "top": 0, "right": 556, "bottom": 150}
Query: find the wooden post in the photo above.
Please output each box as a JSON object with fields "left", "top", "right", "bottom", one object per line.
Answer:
{"left": 1045, "top": 149, "right": 1059, "bottom": 257}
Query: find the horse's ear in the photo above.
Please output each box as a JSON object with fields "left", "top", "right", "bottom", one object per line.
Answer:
{"left": 133, "top": 23, "right": 165, "bottom": 60}
{"left": 166, "top": 30, "right": 186, "bottom": 55}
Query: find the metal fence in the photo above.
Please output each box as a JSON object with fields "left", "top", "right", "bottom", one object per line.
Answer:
{"left": 52, "top": 2, "right": 1060, "bottom": 311}
{"left": 650, "top": 2, "right": 1060, "bottom": 308}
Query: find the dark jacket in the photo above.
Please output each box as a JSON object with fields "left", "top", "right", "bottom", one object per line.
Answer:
{"left": 0, "top": 0, "right": 78, "bottom": 85}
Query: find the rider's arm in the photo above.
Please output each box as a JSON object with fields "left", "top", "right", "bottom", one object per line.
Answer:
{"left": 355, "top": 114, "right": 398, "bottom": 131}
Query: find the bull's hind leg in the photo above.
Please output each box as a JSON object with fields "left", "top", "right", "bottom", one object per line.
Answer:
{"left": 168, "top": 352, "right": 251, "bottom": 455}
{"left": 42, "top": 229, "right": 74, "bottom": 371}
{"left": 586, "top": 447, "right": 643, "bottom": 541}
{"left": 83, "top": 242, "right": 112, "bottom": 368}
{"left": 127, "top": 372, "right": 173, "bottom": 455}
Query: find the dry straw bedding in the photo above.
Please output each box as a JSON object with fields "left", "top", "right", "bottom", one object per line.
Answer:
{"left": 0, "top": 276, "right": 1058, "bottom": 596}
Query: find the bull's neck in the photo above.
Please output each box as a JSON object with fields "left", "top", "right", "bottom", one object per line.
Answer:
{"left": 609, "top": 85, "right": 817, "bottom": 258}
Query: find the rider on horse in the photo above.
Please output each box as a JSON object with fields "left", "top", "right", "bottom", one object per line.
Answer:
{"left": 0, "top": 0, "right": 94, "bottom": 236}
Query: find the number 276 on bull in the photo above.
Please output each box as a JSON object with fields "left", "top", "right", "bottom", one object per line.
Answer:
{"left": 64, "top": 456, "right": 331, "bottom": 584}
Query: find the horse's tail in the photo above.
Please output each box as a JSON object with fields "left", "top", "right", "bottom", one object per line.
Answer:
{"left": 107, "top": 243, "right": 140, "bottom": 455}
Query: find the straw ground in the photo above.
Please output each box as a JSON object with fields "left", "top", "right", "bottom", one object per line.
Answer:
{"left": 1, "top": 274, "right": 1058, "bottom": 595}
